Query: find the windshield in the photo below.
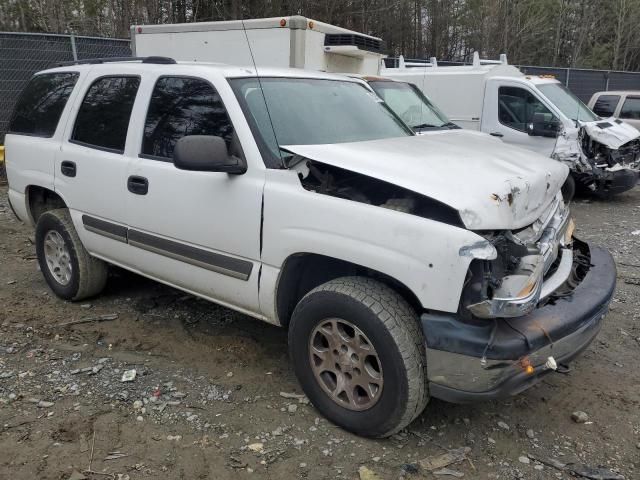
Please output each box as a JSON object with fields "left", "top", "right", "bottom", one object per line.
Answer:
{"left": 537, "top": 83, "right": 598, "bottom": 122}
{"left": 231, "top": 77, "right": 412, "bottom": 165}
{"left": 367, "top": 80, "right": 454, "bottom": 130}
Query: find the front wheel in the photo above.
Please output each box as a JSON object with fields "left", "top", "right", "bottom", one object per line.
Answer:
{"left": 288, "top": 277, "right": 429, "bottom": 437}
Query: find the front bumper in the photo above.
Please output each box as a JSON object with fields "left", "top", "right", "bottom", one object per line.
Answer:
{"left": 422, "top": 242, "right": 616, "bottom": 403}
{"left": 579, "top": 167, "right": 639, "bottom": 196}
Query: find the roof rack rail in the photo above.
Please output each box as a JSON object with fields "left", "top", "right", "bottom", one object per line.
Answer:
{"left": 57, "top": 56, "right": 176, "bottom": 67}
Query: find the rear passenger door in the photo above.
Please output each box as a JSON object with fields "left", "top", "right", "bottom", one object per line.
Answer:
{"left": 56, "top": 71, "right": 140, "bottom": 255}
{"left": 124, "top": 74, "right": 265, "bottom": 316}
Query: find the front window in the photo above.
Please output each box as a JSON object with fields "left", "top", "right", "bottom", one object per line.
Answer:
{"left": 498, "top": 86, "right": 555, "bottom": 132}
{"left": 537, "top": 83, "right": 598, "bottom": 122}
{"left": 367, "top": 80, "right": 454, "bottom": 131}
{"left": 142, "top": 76, "right": 234, "bottom": 160}
{"left": 231, "top": 77, "right": 412, "bottom": 167}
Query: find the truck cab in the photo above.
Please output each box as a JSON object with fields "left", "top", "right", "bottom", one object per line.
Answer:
{"left": 383, "top": 54, "right": 640, "bottom": 197}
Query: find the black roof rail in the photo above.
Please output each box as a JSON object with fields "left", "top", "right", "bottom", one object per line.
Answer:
{"left": 56, "top": 56, "right": 176, "bottom": 67}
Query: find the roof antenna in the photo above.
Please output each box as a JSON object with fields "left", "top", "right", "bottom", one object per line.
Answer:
{"left": 241, "top": 19, "right": 282, "bottom": 163}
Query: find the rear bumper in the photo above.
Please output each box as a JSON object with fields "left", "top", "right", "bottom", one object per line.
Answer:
{"left": 421, "top": 242, "right": 616, "bottom": 403}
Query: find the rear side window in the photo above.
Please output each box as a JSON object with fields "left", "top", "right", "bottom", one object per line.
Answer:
{"left": 142, "top": 76, "right": 234, "bottom": 160}
{"left": 71, "top": 76, "right": 140, "bottom": 153}
{"left": 592, "top": 95, "right": 620, "bottom": 117}
{"left": 9, "top": 72, "right": 79, "bottom": 137}
{"left": 620, "top": 97, "right": 640, "bottom": 120}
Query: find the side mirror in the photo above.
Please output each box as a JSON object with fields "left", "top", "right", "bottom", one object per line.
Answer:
{"left": 528, "top": 113, "right": 561, "bottom": 138}
{"left": 173, "top": 135, "right": 246, "bottom": 174}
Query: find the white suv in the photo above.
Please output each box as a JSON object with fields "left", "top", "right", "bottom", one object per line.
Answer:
{"left": 5, "top": 58, "right": 616, "bottom": 437}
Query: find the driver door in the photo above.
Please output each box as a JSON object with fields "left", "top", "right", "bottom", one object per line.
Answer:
{"left": 124, "top": 73, "right": 265, "bottom": 316}
{"left": 483, "top": 80, "right": 558, "bottom": 156}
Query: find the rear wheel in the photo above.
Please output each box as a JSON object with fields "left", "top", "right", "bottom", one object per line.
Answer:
{"left": 288, "top": 277, "right": 428, "bottom": 437}
{"left": 35, "top": 208, "right": 108, "bottom": 301}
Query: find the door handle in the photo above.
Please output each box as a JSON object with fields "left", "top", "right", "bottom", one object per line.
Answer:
{"left": 61, "top": 161, "right": 76, "bottom": 177}
{"left": 127, "top": 175, "right": 149, "bottom": 195}
{"left": 490, "top": 132, "right": 504, "bottom": 138}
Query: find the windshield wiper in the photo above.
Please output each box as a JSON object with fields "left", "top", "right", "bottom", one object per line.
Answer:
{"left": 442, "top": 122, "right": 461, "bottom": 129}
{"left": 412, "top": 123, "right": 441, "bottom": 129}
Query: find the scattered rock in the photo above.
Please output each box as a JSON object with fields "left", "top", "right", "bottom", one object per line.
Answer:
{"left": 166, "top": 435, "right": 182, "bottom": 441}
{"left": 358, "top": 466, "right": 383, "bottom": 480}
{"left": 67, "top": 471, "right": 87, "bottom": 480}
{"left": 571, "top": 411, "right": 589, "bottom": 423}
{"left": 497, "top": 421, "right": 510, "bottom": 430}
{"left": 247, "top": 442, "right": 264, "bottom": 453}
{"left": 121, "top": 369, "right": 136, "bottom": 382}
{"left": 519, "top": 456, "right": 531, "bottom": 464}
{"left": 400, "top": 463, "right": 419, "bottom": 474}
{"left": 287, "top": 404, "right": 298, "bottom": 413}
{"left": 526, "top": 429, "right": 535, "bottom": 439}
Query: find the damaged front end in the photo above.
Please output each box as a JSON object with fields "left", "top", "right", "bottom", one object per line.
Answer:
{"left": 422, "top": 195, "right": 617, "bottom": 402}
{"left": 554, "top": 120, "right": 640, "bottom": 197}
{"left": 460, "top": 194, "right": 578, "bottom": 319}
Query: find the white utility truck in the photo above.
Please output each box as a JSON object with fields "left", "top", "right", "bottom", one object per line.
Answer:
{"left": 382, "top": 54, "right": 640, "bottom": 197}
{"left": 131, "top": 16, "right": 384, "bottom": 75}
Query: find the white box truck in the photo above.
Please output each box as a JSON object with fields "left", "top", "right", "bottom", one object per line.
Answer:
{"left": 131, "top": 16, "right": 385, "bottom": 75}
{"left": 382, "top": 54, "right": 640, "bottom": 197}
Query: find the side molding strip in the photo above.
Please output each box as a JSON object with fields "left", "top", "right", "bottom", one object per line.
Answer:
{"left": 128, "top": 229, "right": 253, "bottom": 281}
{"left": 82, "top": 216, "right": 252, "bottom": 281}
{"left": 82, "top": 215, "right": 127, "bottom": 243}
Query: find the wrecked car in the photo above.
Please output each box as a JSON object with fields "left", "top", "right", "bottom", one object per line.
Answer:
{"left": 5, "top": 60, "right": 616, "bottom": 438}
{"left": 383, "top": 53, "right": 640, "bottom": 198}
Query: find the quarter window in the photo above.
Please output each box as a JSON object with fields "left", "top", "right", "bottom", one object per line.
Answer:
{"left": 9, "top": 72, "right": 79, "bottom": 137}
{"left": 142, "top": 76, "right": 234, "bottom": 160}
{"left": 620, "top": 97, "right": 640, "bottom": 120}
{"left": 71, "top": 76, "right": 140, "bottom": 152}
{"left": 498, "top": 86, "right": 555, "bottom": 132}
{"left": 592, "top": 95, "right": 620, "bottom": 118}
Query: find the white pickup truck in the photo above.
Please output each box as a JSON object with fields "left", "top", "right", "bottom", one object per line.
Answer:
{"left": 5, "top": 58, "right": 616, "bottom": 437}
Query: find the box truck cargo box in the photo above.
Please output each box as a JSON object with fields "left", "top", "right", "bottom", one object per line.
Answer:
{"left": 131, "top": 16, "right": 385, "bottom": 75}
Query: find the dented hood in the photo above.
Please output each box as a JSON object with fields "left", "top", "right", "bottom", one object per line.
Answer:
{"left": 580, "top": 119, "right": 640, "bottom": 149}
{"left": 283, "top": 131, "right": 568, "bottom": 230}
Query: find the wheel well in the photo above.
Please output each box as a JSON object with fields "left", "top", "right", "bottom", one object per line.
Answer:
{"left": 27, "top": 186, "right": 67, "bottom": 223}
{"left": 275, "top": 253, "right": 422, "bottom": 327}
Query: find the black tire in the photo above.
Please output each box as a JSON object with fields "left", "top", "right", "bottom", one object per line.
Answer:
{"left": 35, "top": 208, "right": 108, "bottom": 301}
{"left": 288, "top": 277, "right": 429, "bottom": 437}
{"left": 561, "top": 174, "right": 576, "bottom": 202}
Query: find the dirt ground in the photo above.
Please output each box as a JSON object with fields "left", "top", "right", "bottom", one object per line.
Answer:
{"left": 1, "top": 183, "right": 639, "bottom": 480}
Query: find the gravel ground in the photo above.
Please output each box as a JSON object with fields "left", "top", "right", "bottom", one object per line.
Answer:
{"left": 1, "top": 184, "right": 639, "bottom": 480}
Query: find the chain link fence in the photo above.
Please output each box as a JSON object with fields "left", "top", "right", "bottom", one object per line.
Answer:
{"left": 0, "top": 32, "right": 131, "bottom": 143}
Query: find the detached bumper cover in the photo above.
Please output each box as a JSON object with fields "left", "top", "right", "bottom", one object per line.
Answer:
{"left": 421, "top": 243, "right": 616, "bottom": 403}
